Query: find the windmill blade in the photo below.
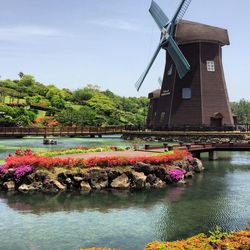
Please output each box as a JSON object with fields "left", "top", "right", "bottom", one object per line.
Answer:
{"left": 135, "top": 44, "right": 161, "bottom": 91}
{"left": 171, "top": 0, "right": 192, "bottom": 24}
{"left": 166, "top": 36, "right": 190, "bottom": 79}
{"left": 149, "top": 0, "right": 169, "bottom": 30}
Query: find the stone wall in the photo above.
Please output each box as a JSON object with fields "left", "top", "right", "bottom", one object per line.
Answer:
{"left": 0, "top": 159, "right": 204, "bottom": 193}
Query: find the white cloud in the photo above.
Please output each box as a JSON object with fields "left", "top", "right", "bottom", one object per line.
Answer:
{"left": 0, "top": 25, "right": 62, "bottom": 41}
{"left": 87, "top": 19, "right": 145, "bottom": 33}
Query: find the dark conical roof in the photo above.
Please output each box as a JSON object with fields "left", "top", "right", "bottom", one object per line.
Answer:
{"left": 175, "top": 20, "right": 230, "bottom": 46}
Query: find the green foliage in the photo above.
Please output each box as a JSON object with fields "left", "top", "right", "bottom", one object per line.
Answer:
{"left": 0, "top": 105, "right": 36, "bottom": 126}
{"left": 0, "top": 74, "right": 149, "bottom": 127}
{"left": 231, "top": 99, "right": 250, "bottom": 124}
{"left": 19, "top": 74, "right": 35, "bottom": 87}
{"left": 73, "top": 87, "right": 94, "bottom": 103}
{"left": 208, "top": 225, "right": 229, "bottom": 244}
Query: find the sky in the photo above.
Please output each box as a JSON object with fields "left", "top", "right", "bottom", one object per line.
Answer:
{"left": 0, "top": 0, "right": 250, "bottom": 101}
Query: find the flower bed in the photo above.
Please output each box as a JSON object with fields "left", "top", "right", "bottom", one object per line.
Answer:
{"left": 36, "top": 146, "right": 128, "bottom": 157}
{"left": 145, "top": 228, "right": 250, "bottom": 250}
{"left": 3, "top": 148, "right": 190, "bottom": 170}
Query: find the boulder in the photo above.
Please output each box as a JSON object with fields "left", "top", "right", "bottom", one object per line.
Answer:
{"left": 133, "top": 162, "right": 154, "bottom": 175}
{"left": 192, "top": 158, "right": 205, "bottom": 172}
{"left": 111, "top": 174, "right": 130, "bottom": 189}
{"left": 50, "top": 180, "right": 66, "bottom": 191}
{"left": 18, "top": 184, "right": 36, "bottom": 192}
{"left": 146, "top": 174, "right": 157, "bottom": 185}
{"left": 152, "top": 178, "right": 166, "bottom": 188}
{"left": 154, "top": 166, "right": 168, "bottom": 181}
{"left": 57, "top": 172, "right": 67, "bottom": 183}
{"left": 174, "top": 160, "right": 190, "bottom": 171}
{"left": 88, "top": 169, "right": 108, "bottom": 189}
{"left": 24, "top": 173, "right": 36, "bottom": 184}
{"left": 35, "top": 171, "right": 48, "bottom": 182}
{"left": 30, "top": 182, "right": 43, "bottom": 190}
{"left": 73, "top": 176, "right": 83, "bottom": 182}
{"left": 3, "top": 181, "right": 15, "bottom": 191}
{"left": 185, "top": 171, "right": 194, "bottom": 178}
{"left": 1, "top": 169, "right": 15, "bottom": 182}
{"left": 80, "top": 181, "right": 92, "bottom": 191}
{"left": 131, "top": 171, "right": 147, "bottom": 189}
{"left": 146, "top": 174, "right": 166, "bottom": 188}
{"left": 106, "top": 169, "right": 123, "bottom": 181}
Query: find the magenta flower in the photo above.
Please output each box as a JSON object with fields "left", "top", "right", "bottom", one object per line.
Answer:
{"left": 169, "top": 169, "right": 186, "bottom": 182}
{"left": 14, "top": 165, "right": 33, "bottom": 182}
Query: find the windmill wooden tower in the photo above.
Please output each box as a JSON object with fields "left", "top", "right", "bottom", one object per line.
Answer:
{"left": 135, "top": 0, "right": 234, "bottom": 129}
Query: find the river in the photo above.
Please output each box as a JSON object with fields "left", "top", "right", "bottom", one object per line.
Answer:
{"left": 0, "top": 137, "right": 250, "bottom": 250}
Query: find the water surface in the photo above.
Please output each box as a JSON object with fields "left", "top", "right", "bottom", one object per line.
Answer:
{"left": 0, "top": 150, "right": 250, "bottom": 249}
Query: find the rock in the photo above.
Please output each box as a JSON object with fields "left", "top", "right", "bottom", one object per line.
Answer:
{"left": 24, "top": 173, "right": 36, "bottom": 184}
{"left": 30, "top": 182, "right": 43, "bottom": 190}
{"left": 146, "top": 174, "right": 157, "bottom": 185}
{"left": 133, "top": 162, "right": 154, "bottom": 175}
{"left": 1, "top": 169, "right": 15, "bottom": 182}
{"left": 65, "top": 178, "right": 72, "bottom": 184}
{"left": 185, "top": 171, "right": 194, "bottom": 178}
{"left": 91, "top": 179, "right": 108, "bottom": 189}
{"left": 131, "top": 171, "right": 147, "bottom": 189}
{"left": 73, "top": 176, "right": 83, "bottom": 182}
{"left": 51, "top": 180, "right": 66, "bottom": 191}
{"left": 18, "top": 184, "right": 36, "bottom": 192}
{"left": 145, "top": 182, "right": 151, "bottom": 189}
{"left": 176, "top": 179, "right": 186, "bottom": 185}
{"left": 80, "top": 181, "right": 92, "bottom": 191}
{"left": 88, "top": 169, "right": 108, "bottom": 189}
{"left": 111, "top": 174, "right": 130, "bottom": 189}
{"left": 174, "top": 160, "right": 190, "bottom": 171}
{"left": 146, "top": 174, "right": 166, "bottom": 188}
{"left": 154, "top": 166, "right": 168, "bottom": 181}
{"left": 35, "top": 171, "right": 48, "bottom": 182}
{"left": 107, "top": 169, "right": 123, "bottom": 181}
{"left": 152, "top": 178, "right": 166, "bottom": 188}
{"left": 192, "top": 158, "right": 205, "bottom": 172}
{"left": 57, "top": 172, "right": 67, "bottom": 182}
{"left": 3, "top": 181, "right": 15, "bottom": 191}
{"left": 66, "top": 172, "right": 74, "bottom": 179}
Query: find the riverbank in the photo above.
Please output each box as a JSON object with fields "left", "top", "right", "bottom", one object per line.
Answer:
{"left": 145, "top": 228, "right": 250, "bottom": 250}
{"left": 0, "top": 148, "right": 204, "bottom": 192}
{"left": 79, "top": 229, "right": 250, "bottom": 250}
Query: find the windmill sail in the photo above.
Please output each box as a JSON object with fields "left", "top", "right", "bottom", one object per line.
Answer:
{"left": 166, "top": 36, "right": 190, "bottom": 79}
{"left": 134, "top": 0, "right": 192, "bottom": 91}
{"left": 171, "top": 0, "right": 192, "bottom": 25}
{"left": 135, "top": 44, "right": 161, "bottom": 91}
{"left": 149, "top": 0, "right": 169, "bottom": 30}
{"left": 175, "top": 0, "right": 192, "bottom": 23}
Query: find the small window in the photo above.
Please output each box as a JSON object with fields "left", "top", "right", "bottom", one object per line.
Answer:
{"left": 207, "top": 61, "right": 215, "bottom": 72}
{"left": 182, "top": 88, "right": 191, "bottom": 99}
{"left": 168, "top": 65, "right": 173, "bottom": 75}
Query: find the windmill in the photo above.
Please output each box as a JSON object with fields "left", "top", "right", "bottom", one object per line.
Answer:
{"left": 135, "top": 0, "right": 192, "bottom": 91}
{"left": 136, "top": 0, "right": 234, "bottom": 129}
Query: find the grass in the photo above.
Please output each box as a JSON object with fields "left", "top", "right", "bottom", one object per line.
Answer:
{"left": 1, "top": 96, "right": 26, "bottom": 105}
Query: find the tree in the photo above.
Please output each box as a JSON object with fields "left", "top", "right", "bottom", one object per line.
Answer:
{"left": 18, "top": 72, "right": 24, "bottom": 79}
{"left": 51, "top": 95, "right": 65, "bottom": 109}
{"left": 231, "top": 99, "right": 250, "bottom": 124}
{"left": 73, "top": 88, "right": 94, "bottom": 103}
{"left": 19, "top": 74, "right": 35, "bottom": 87}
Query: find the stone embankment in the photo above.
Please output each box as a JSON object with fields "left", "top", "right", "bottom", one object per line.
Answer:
{"left": 0, "top": 158, "right": 204, "bottom": 193}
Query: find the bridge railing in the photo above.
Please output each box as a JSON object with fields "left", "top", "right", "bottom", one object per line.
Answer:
{"left": 0, "top": 126, "right": 125, "bottom": 136}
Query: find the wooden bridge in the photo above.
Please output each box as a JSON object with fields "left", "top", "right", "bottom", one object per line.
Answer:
{"left": 143, "top": 142, "right": 250, "bottom": 160}
{"left": 0, "top": 126, "right": 124, "bottom": 138}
